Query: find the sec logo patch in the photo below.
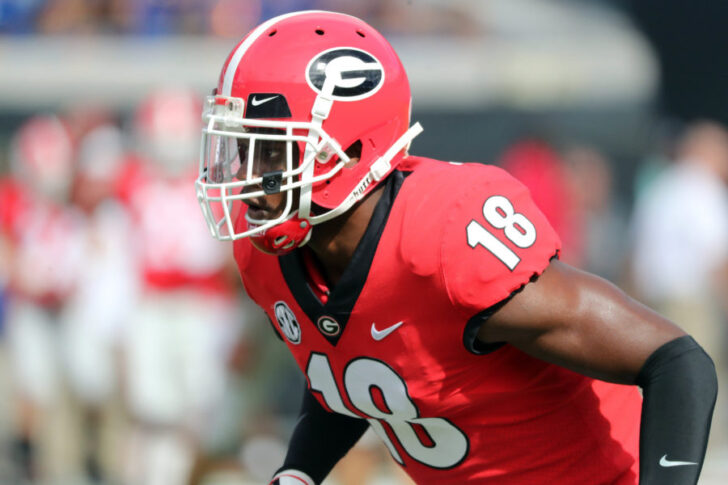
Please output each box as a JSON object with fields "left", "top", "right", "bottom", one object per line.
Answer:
{"left": 274, "top": 301, "right": 301, "bottom": 344}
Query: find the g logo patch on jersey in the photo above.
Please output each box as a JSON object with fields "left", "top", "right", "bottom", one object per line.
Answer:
{"left": 317, "top": 316, "right": 341, "bottom": 336}
{"left": 274, "top": 301, "right": 301, "bottom": 344}
{"left": 306, "top": 47, "right": 384, "bottom": 101}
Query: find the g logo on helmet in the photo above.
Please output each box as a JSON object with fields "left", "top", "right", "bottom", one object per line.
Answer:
{"left": 306, "top": 47, "right": 385, "bottom": 101}
{"left": 274, "top": 301, "right": 301, "bottom": 344}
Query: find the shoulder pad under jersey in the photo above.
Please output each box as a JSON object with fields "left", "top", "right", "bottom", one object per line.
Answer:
{"left": 397, "top": 160, "right": 561, "bottom": 313}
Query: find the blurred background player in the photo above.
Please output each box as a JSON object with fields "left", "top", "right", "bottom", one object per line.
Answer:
{"left": 629, "top": 119, "right": 728, "bottom": 449}
{"left": 561, "top": 143, "right": 629, "bottom": 283}
{"left": 0, "top": 114, "right": 85, "bottom": 483}
{"left": 630, "top": 121, "right": 728, "bottom": 362}
{"left": 60, "top": 114, "right": 138, "bottom": 484}
{"left": 115, "top": 86, "right": 242, "bottom": 485}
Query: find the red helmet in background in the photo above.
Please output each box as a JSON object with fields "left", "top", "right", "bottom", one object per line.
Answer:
{"left": 10, "top": 114, "right": 74, "bottom": 202}
{"left": 196, "top": 10, "right": 422, "bottom": 253}
{"left": 135, "top": 86, "right": 203, "bottom": 174}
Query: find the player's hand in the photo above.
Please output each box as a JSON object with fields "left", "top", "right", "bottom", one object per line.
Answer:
{"left": 269, "top": 469, "right": 316, "bottom": 485}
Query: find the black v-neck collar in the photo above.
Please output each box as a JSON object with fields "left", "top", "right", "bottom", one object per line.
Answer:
{"left": 278, "top": 171, "right": 406, "bottom": 345}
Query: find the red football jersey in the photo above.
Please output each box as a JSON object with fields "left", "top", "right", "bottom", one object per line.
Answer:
{"left": 234, "top": 157, "right": 641, "bottom": 484}
{"left": 0, "top": 177, "right": 85, "bottom": 306}
{"left": 115, "top": 159, "right": 233, "bottom": 294}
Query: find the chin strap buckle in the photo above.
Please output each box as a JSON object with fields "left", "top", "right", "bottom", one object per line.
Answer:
{"left": 368, "top": 122, "right": 424, "bottom": 182}
{"left": 369, "top": 157, "right": 391, "bottom": 182}
{"left": 311, "top": 94, "right": 333, "bottom": 121}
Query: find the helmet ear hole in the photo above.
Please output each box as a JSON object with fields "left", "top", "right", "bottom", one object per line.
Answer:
{"left": 344, "top": 140, "right": 362, "bottom": 168}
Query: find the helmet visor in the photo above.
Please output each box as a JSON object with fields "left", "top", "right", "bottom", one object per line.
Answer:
{"left": 196, "top": 95, "right": 351, "bottom": 241}
{"left": 203, "top": 128, "right": 297, "bottom": 186}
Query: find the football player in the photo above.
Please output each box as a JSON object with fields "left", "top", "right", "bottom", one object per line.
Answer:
{"left": 1, "top": 114, "right": 85, "bottom": 482}
{"left": 195, "top": 11, "right": 716, "bottom": 485}
{"left": 119, "top": 87, "right": 241, "bottom": 485}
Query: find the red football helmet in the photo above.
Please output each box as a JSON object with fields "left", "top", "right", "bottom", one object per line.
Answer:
{"left": 196, "top": 10, "right": 422, "bottom": 254}
{"left": 135, "top": 86, "right": 203, "bottom": 174}
{"left": 10, "top": 114, "right": 74, "bottom": 202}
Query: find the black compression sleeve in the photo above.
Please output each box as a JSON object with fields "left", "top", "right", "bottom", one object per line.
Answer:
{"left": 635, "top": 336, "right": 717, "bottom": 485}
{"left": 274, "top": 387, "right": 370, "bottom": 484}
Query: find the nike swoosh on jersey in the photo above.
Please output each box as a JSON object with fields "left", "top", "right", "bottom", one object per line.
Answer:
{"left": 659, "top": 455, "right": 699, "bottom": 467}
{"left": 251, "top": 95, "right": 279, "bottom": 106}
{"left": 371, "top": 321, "right": 404, "bottom": 341}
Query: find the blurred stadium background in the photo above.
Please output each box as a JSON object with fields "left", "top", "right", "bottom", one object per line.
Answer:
{"left": 1, "top": 1, "right": 728, "bottom": 484}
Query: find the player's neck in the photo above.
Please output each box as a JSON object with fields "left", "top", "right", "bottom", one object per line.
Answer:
{"left": 306, "top": 185, "right": 385, "bottom": 287}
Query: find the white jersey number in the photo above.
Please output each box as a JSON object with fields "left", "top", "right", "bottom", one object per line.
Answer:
{"left": 306, "top": 353, "right": 468, "bottom": 469}
{"left": 466, "top": 195, "right": 536, "bottom": 269}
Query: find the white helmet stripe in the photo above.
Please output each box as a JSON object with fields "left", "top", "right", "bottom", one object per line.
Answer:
{"left": 222, "top": 10, "right": 329, "bottom": 96}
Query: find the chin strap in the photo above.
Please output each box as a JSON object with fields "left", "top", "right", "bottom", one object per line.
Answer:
{"left": 298, "top": 79, "right": 338, "bottom": 222}
{"left": 308, "top": 121, "right": 423, "bottom": 226}
{"left": 369, "top": 121, "right": 423, "bottom": 182}
{"left": 248, "top": 213, "right": 312, "bottom": 255}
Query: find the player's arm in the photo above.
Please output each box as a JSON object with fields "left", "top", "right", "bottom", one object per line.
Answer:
{"left": 479, "top": 259, "right": 717, "bottom": 485}
{"left": 270, "top": 387, "right": 369, "bottom": 485}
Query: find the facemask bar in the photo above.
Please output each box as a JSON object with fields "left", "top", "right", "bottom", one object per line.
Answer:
{"left": 195, "top": 95, "right": 351, "bottom": 241}
{"left": 196, "top": 95, "right": 423, "bottom": 243}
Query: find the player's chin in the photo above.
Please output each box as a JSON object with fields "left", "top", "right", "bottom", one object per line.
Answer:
{"left": 245, "top": 212, "right": 281, "bottom": 255}
{"left": 250, "top": 235, "right": 279, "bottom": 255}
